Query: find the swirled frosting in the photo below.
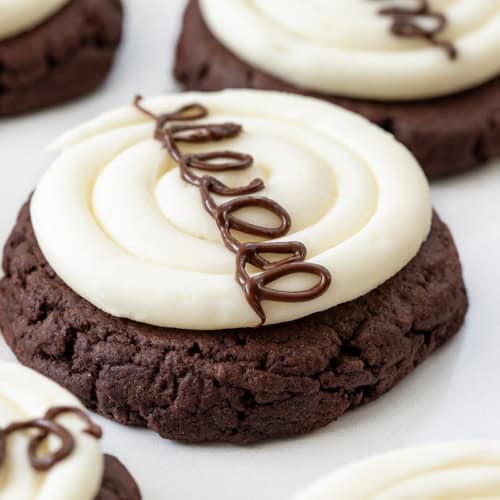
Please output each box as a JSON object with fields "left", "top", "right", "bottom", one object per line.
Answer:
{"left": 0, "top": 0, "right": 71, "bottom": 42}
{"left": 292, "top": 441, "right": 500, "bottom": 500}
{"left": 0, "top": 363, "right": 103, "bottom": 500}
{"left": 199, "top": 0, "right": 500, "bottom": 101}
{"left": 31, "top": 90, "right": 431, "bottom": 330}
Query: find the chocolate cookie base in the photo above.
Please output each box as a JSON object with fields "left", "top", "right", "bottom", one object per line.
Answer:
{"left": 174, "top": 0, "right": 500, "bottom": 179}
{"left": 0, "top": 202, "right": 467, "bottom": 444}
{"left": 97, "top": 455, "right": 141, "bottom": 500}
{"left": 0, "top": 0, "right": 123, "bottom": 117}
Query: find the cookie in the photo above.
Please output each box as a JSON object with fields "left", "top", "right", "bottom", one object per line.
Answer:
{"left": 174, "top": 0, "right": 500, "bottom": 178}
{"left": 0, "top": 0, "right": 123, "bottom": 117}
{"left": 0, "top": 90, "right": 467, "bottom": 443}
{"left": 292, "top": 441, "right": 500, "bottom": 500}
{"left": 98, "top": 456, "right": 142, "bottom": 500}
{"left": 0, "top": 362, "right": 141, "bottom": 500}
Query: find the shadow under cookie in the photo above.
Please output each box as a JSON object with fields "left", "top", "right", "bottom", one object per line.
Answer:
{"left": 174, "top": 0, "right": 500, "bottom": 179}
{"left": 0, "top": 202, "right": 467, "bottom": 444}
{"left": 0, "top": 0, "right": 123, "bottom": 117}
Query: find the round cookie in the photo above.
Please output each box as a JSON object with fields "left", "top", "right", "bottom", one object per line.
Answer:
{"left": 98, "top": 456, "right": 142, "bottom": 500}
{"left": 292, "top": 441, "right": 500, "bottom": 499}
{"left": 174, "top": 0, "right": 500, "bottom": 178}
{"left": 0, "top": 0, "right": 123, "bottom": 117}
{"left": 0, "top": 90, "right": 467, "bottom": 444}
{"left": 0, "top": 362, "right": 141, "bottom": 500}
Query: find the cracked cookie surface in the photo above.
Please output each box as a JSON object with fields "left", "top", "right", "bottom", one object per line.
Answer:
{"left": 0, "top": 202, "right": 468, "bottom": 444}
{"left": 174, "top": 0, "right": 500, "bottom": 179}
{"left": 0, "top": 0, "right": 123, "bottom": 116}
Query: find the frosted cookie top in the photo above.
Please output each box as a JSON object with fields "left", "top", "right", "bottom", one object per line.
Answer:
{"left": 292, "top": 441, "right": 500, "bottom": 500}
{"left": 32, "top": 90, "right": 431, "bottom": 330}
{"left": 0, "top": 363, "right": 103, "bottom": 500}
{"left": 199, "top": 0, "right": 500, "bottom": 101}
{"left": 0, "top": 0, "right": 71, "bottom": 41}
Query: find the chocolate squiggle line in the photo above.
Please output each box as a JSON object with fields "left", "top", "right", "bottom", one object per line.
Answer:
{"left": 134, "top": 96, "right": 331, "bottom": 326}
{"left": 0, "top": 406, "right": 102, "bottom": 471}
{"left": 374, "top": 0, "right": 457, "bottom": 59}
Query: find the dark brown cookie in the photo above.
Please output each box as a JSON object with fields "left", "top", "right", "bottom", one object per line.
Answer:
{"left": 0, "top": 201, "right": 467, "bottom": 444}
{"left": 97, "top": 455, "right": 141, "bottom": 500}
{"left": 174, "top": 0, "right": 500, "bottom": 179}
{"left": 0, "top": 0, "right": 123, "bottom": 117}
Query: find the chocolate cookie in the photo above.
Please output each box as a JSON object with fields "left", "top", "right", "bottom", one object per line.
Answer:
{"left": 174, "top": 0, "right": 500, "bottom": 178}
{"left": 0, "top": 203, "right": 468, "bottom": 444}
{"left": 0, "top": 361, "right": 141, "bottom": 499}
{"left": 98, "top": 456, "right": 141, "bottom": 500}
{"left": 0, "top": 0, "right": 123, "bottom": 117}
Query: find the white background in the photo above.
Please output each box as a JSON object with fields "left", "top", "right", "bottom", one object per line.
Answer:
{"left": 1, "top": 1, "right": 499, "bottom": 499}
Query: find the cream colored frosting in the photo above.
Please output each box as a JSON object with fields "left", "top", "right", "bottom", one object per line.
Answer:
{"left": 199, "top": 0, "right": 500, "bottom": 101}
{"left": 0, "top": 363, "right": 103, "bottom": 500}
{"left": 292, "top": 441, "right": 500, "bottom": 500}
{"left": 0, "top": 0, "right": 71, "bottom": 42}
{"left": 31, "top": 90, "right": 431, "bottom": 330}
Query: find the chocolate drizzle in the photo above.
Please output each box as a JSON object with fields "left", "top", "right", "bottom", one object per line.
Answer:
{"left": 0, "top": 406, "right": 102, "bottom": 472}
{"left": 134, "top": 96, "right": 331, "bottom": 326}
{"left": 375, "top": 0, "right": 457, "bottom": 59}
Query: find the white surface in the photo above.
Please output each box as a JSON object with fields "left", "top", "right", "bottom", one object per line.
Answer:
{"left": 31, "top": 90, "right": 431, "bottom": 329}
{"left": 0, "top": 1, "right": 499, "bottom": 499}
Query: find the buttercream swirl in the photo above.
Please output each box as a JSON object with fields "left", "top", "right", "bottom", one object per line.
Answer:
{"left": 31, "top": 90, "right": 431, "bottom": 330}
{"left": 292, "top": 441, "right": 500, "bottom": 500}
{"left": 0, "top": 363, "right": 103, "bottom": 500}
{"left": 199, "top": 0, "right": 500, "bottom": 100}
{"left": 0, "top": 0, "right": 71, "bottom": 42}
{"left": 133, "top": 96, "right": 331, "bottom": 326}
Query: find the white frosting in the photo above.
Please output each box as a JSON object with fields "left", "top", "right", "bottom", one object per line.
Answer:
{"left": 32, "top": 90, "right": 431, "bottom": 330}
{"left": 0, "top": 0, "right": 71, "bottom": 42}
{"left": 0, "top": 363, "right": 103, "bottom": 500}
{"left": 292, "top": 441, "right": 500, "bottom": 500}
{"left": 199, "top": 0, "right": 500, "bottom": 101}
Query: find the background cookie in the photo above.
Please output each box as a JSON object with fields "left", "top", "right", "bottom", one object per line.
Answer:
{"left": 98, "top": 456, "right": 142, "bottom": 500}
{"left": 0, "top": 362, "right": 141, "bottom": 499}
{"left": 0, "top": 0, "right": 123, "bottom": 117}
{"left": 292, "top": 441, "right": 500, "bottom": 500}
{"left": 174, "top": 0, "right": 500, "bottom": 178}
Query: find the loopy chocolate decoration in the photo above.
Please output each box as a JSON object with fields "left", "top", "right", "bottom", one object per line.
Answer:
{"left": 374, "top": 0, "right": 457, "bottom": 59}
{"left": 134, "top": 96, "right": 331, "bottom": 326}
{"left": 0, "top": 406, "right": 102, "bottom": 472}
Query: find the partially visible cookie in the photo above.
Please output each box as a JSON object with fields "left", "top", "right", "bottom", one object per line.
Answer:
{"left": 97, "top": 456, "right": 142, "bottom": 500}
{"left": 292, "top": 441, "right": 500, "bottom": 500}
{"left": 0, "top": 362, "right": 141, "bottom": 500}
{"left": 0, "top": 0, "right": 123, "bottom": 117}
{"left": 174, "top": 0, "right": 500, "bottom": 178}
